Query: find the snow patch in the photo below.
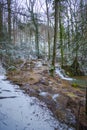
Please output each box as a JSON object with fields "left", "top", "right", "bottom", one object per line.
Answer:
{"left": 52, "top": 94, "right": 59, "bottom": 101}
{"left": 39, "top": 92, "right": 49, "bottom": 97}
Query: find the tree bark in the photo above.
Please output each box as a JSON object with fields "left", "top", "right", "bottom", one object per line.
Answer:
{"left": 35, "top": 24, "right": 39, "bottom": 58}
{"left": 86, "top": 87, "right": 87, "bottom": 115}
{"left": 67, "top": 8, "right": 70, "bottom": 50}
{"left": 52, "top": 0, "right": 59, "bottom": 67}
{"left": 46, "top": 0, "right": 51, "bottom": 60}
{"left": 59, "top": 2, "right": 63, "bottom": 67}
{"left": 7, "top": 0, "right": 11, "bottom": 43}
{"left": 0, "top": 2, "right": 3, "bottom": 41}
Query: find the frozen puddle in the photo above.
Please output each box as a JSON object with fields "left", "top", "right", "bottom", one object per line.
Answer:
{"left": 0, "top": 75, "right": 75, "bottom": 130}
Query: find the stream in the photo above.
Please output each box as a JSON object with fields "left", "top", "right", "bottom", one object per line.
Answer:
{"left": 55, "top": 67, "right": 87, "bottom": 88}
{"left": 0, "top": 63, "right": 74, "bottom": 130}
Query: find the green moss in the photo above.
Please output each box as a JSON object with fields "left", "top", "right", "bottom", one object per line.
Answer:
{"left": 49, "top": 65, "right": 55, "bottom": 76}
{"left": 29, "top": 77, "right": 34, "bottom": 80}
{"left": 71, "top": 83, "right": 79, "bottom": 88}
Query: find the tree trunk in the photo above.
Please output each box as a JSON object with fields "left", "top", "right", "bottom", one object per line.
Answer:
{"left": 35, "top": 25, "right": 39, "bottom": 58}
{"left": 0, "top": 2, "right": 3, "bottom": 41}
{"left": 52, "top": 0, "right": 59, "bottom": 67}
{"left": 13, "top": 16, "right": 16, "bottom": 44}
{"left": 86, "top": 87, "right": 87, "bottom": 115}
{"left": 7, "top": 0, "right": 11, "bottom": 43}
{"left": 46, "top": 0, "right": 51, "bottom": 60}
{"left": 59, "top": 2, "right": 63, "bottom": 67}
{"left": 67, "top": 8, "right": 70, "bottom": 50}
{"left": 69, "top": 1, "right": 74, "bottom": 37}
{"left": 26, "top": 0, "right": 40, "bottom": 58}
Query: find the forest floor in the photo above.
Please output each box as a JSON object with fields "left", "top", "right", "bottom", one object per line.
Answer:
{"left": 6, "top": 59, "right": 87, "bottom": 129}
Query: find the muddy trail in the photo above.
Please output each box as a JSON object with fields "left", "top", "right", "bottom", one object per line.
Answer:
{"left": 3, "top": 59, "right": 87, "bottom": 129}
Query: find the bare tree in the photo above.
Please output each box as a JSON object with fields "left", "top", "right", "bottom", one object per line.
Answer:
{"left": 26, "top": 0, "right": 40, "bottom": 58}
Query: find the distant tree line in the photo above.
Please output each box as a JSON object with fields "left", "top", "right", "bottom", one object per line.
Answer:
{"left": 0, "top": 0, "right": 87, "bottom": 76}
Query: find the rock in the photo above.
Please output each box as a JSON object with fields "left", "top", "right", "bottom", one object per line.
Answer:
{"left": 40, "top": 79, "right": 49, "bottom": 86}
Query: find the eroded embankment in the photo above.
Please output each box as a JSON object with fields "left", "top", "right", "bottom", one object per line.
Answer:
{"left": 0, "top": 62, "right": 73, "bottom": 130}
{"left": 6, "top": 59, "right": 87, "bottom": 129}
